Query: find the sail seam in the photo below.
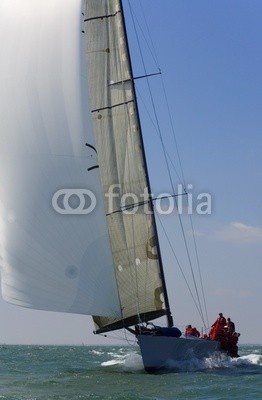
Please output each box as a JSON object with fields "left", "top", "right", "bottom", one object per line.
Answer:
{"left": 109, "top": 72, "right": 160, "bottom": 87}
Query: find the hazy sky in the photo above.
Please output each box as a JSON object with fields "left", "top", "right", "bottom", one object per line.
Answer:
{"left": 1, "top": 0, "right": 261, "bottom": 346}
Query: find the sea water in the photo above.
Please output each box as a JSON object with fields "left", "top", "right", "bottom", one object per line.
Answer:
{"left": 0, "top": 344, "right": 261, "bottom": 399}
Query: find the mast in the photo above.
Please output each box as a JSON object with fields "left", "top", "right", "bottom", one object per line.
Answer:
{"left": 119, "top": 1, "right": 173, "bottom": 327}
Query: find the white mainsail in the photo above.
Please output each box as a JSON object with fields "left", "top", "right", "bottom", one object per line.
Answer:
{"left": 84, "top": 0, "right": 168, "bottom": 332}
{"left": 0, "top": 0, "right": 121, "bottom": 318}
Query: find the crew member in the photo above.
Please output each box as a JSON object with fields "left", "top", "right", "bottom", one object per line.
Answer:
{"left": 226, "top": 317, "right": 235, "bottom": 333}
{"left": 185, "top": 325, "right": 200, "bottom": 337}
{"left": 209, "top": 313, "right": 226, "bottom": 340}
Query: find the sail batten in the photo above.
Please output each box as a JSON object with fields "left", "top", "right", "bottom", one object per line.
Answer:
{"left": 91, "top": 100, "right": 134, "bottom": 113}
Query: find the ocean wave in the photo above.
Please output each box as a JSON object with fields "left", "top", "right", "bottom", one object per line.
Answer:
{"left": 101, "top": 350, "right": 144, "bottom": 371}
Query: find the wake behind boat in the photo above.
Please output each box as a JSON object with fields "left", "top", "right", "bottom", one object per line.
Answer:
{"left": 0, "top": 0, "right": 240, "bottom": 372}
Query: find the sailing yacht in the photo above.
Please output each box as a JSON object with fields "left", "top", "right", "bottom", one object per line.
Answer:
{"left": 0, "top": 0, "right": 223, "bottom": 372}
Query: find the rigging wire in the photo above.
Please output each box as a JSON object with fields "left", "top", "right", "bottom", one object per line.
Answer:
{"left": 136, "top": 0, "right": 187, "bottom": 189}
{"left": 135, "top": 86, "right": 185, "bottom": 185}
{"left": 159, "top": 72, "right": 209, "bottom": 329}
{"left": 126, "top": 0, "right": 186, "bottom": 186}
{"left": 127, "top": 0, "right": 208, "bottom": 328}
{"left": 98, "top": 329, "right": 137, "bottom": 346}
{"left": 158, "top": 71, "right": 210, "bottom": 329}
{"left": 156, "top": 213, "right": 203, "bottom": 319}
{"left": 189, "top": 215, "right": 210, "bottom": 329}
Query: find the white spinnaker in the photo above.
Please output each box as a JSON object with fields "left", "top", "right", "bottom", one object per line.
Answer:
{"left": 0, "top": 0, "right": 121, "bottom": 318}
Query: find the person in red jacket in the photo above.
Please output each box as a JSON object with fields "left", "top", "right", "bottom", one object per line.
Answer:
{"left": 185, "top": 325, "right": 200, "bottom": 337}
{"left": 212, "top": 313, "right": 227, "bottom": 329}
{"left": 209, "top": 313, "right": 227, "bottom": 340}
{"left": 185, "top": 325, "right": 194, "bottom": 336}
{"left": 192, "top": 327, "right": 200, "bottom": 337}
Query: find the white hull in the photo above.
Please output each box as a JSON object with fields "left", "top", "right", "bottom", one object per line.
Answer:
{"left": 138, "top": 335, "right": 221, "bottom": 372}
